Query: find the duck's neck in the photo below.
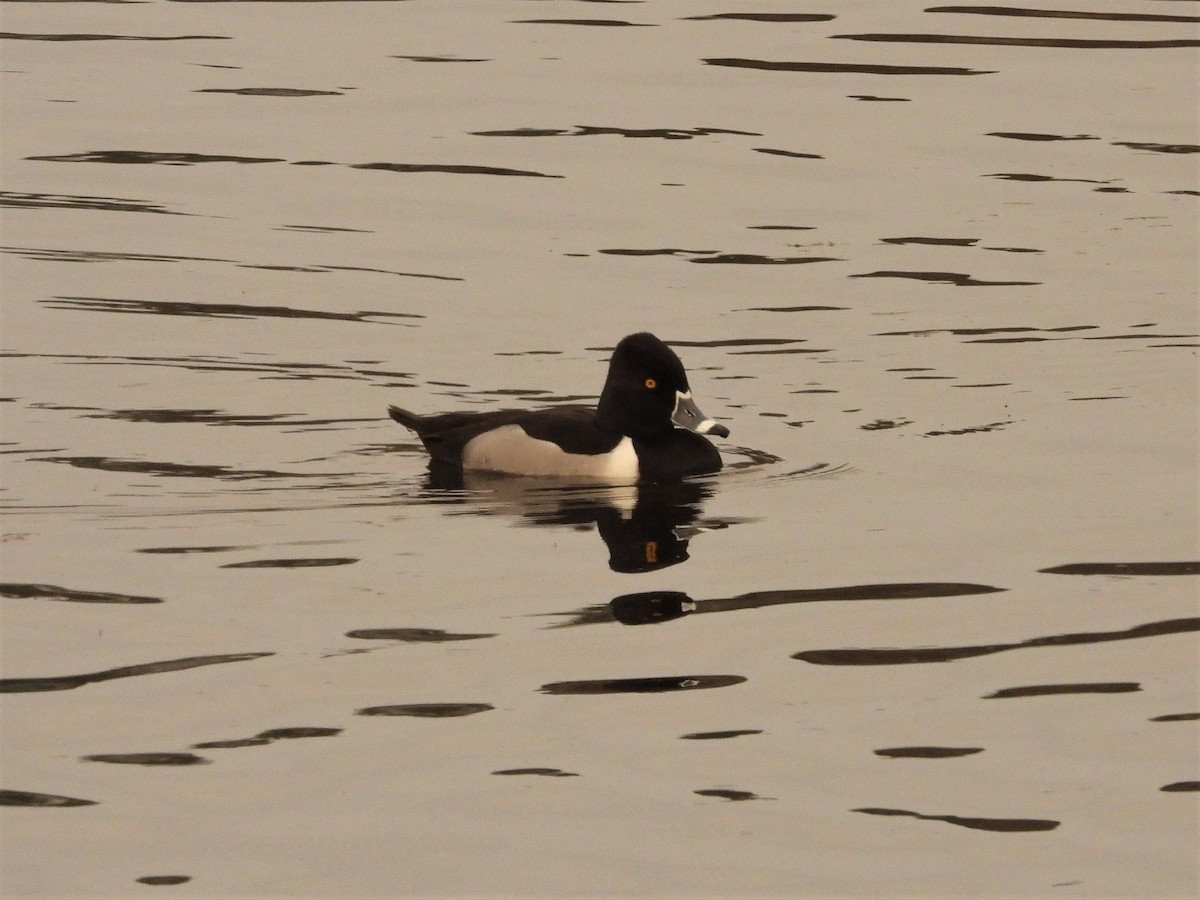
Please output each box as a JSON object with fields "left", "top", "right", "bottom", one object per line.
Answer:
{"left": 595, "top": 386, "right": 624, "bottom": 435}
{"left": 596, "top": 387, "right": 670, "bottom": 439}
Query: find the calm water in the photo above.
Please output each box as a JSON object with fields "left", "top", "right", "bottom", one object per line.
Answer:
{"left": 2, "top": 2, "right": 1198, "bottom": 897}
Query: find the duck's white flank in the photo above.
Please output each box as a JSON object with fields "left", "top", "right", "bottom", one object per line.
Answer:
{"left": 462, "top": 426, "right": 639, "bottom": 479}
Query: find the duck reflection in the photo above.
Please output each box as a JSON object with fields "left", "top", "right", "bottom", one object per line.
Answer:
{"left": 550, "top": 581, "right": 1007, "bottom": 627}
{"left": 417, "top": 465, "right": 737, "bottom": 573}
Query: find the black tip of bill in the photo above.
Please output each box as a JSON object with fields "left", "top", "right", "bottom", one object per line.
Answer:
{"left": 705, "top": 422, "right": 731, "bottom": 439}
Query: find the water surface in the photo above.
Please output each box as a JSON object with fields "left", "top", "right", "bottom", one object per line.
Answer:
{"left": 2, "top": 2, "right": 1197, "bottom": 897}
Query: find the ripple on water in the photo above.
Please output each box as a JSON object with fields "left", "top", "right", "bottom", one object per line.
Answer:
{"left": 704, "top": 252, "right": 836, "bottom": 265}
{"left": 24, "top": 148, "right": 563, "bottom": 181}
{"left": 192, "top": 738, "right": 271, "bottom": 749}
{"left": 987, "top": 173, "right": 1112, "bottom": 185}
{"left": 0, "top": 652, "right": 272, "bottom": 694}
{"left": 26, "top": 150, "right": 281, "bottom": 165}
{"left": 597, "top": 248, "right": 839, "bottom": 265}
{"left": 881, "top": 236, "right": 980, "bottom": 246}
{"left": 1039, "top": 561, "right": 1200, "bottom": 576}
{"left": 794, "top": 617, "right": 1199, "bottom": 665}
{"left": 1, "top": 32, "right": 227, "bottom": 42}
{"left": 853, "top": 807, "right": 1059, "bottom": 832}
{"left": 392, "top": 55, "right": 490, "bottom": 63}
{"left": 984, "top": 682, "right": 1142, "bottom": 699}
{"left": 1, "top": 583, "right": 162, "bottom": 604}
{"left": 196, "top": 87, "right": 344, "bottom": 97}
{"left": 511, "top": 19, "right": 654, "bottom": 28}
{"left": 695, "top": 789, "right": 767, "bottom": 801}
{"left": 1160, "top": 781, "right": 1200, "bottom": 792}
{"left": 356, "top": 703, "right": 495, "bottom": 717}
{"left": 924, "top": 421, "right": 1012, "bottom": 436}
{"left": 220, "top": 557, "right": 358, "bottom": 569}
{"left": 927, "top": 6, "right": 1200, "bottom": 24}
{"left": 987, "top": 132, "right": 1099, "bottom": 142}
{"left": 193, "top": 727, "right": 341, "bottom": 750}
{"left": 0, "top": 191, "right": 184, "bottom": 214}
{"left": 35, "top": 295, "right": 431, "bottom": 321}
{"left": 753, "top": 148, "right": 824, "bottom": 160}
{"left": 680, "top": 729, "right": 763, "bottom": 740}
{"left": 1112, "top": 141, "right": 1199, "bottom": 155}
{"left": 540, "top": 675, "right": 747, "bottom": 695}
{"left": 684, "top": 13, "right": 835, "bottom": 23}
{"left": 82, "top": 753, "right": 209, "bottom": 766}
{"left": 833, "top": 33, "right": 1200, "bottom": 50}
{"left": 345, "top": 627, "right": 496, "bottom": 642}
{"left": 741, "top": 304, "right": 845, "bottom": 312}
{"left": 351, "top": 161, "right": 562, "bottom": 178}
{"left": 703, "top": 58, "right": 996, "bottom": 76}
{"left": 0, "top": 789, "right": 97, "bottom": 807}
{"left": 472, "top": 125, "right": 761, "bottom": 140}
{"left": 878, "top": 325, "right": 1093, "bottom": 339}
{"left": 874, "top": 746, "right": 985, "bottom": 759}
{"left": 57, "top": 407, "right": 378, "bottom": 430}
{"left": 275, "top": 224, "right": 373, "bottom": 234}
{"left": 31, "top": 455, "right": 338, "bottom": 481}
{"left": 849, "top": 270, "right": 1040, "bottom": 286}
{"left": 13, "top": 352, "right": 413, "bottom": 385}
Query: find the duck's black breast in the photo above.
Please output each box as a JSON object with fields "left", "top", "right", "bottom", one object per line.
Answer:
{"left": 632, "top": 430, "right": 723, "bottom": 480}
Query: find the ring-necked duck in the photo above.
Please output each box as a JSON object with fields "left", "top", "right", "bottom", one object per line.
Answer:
{"left": 389, "top": 332, "right": 730, "bottom": 481}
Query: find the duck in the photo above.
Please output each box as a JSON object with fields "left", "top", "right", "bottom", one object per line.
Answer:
{"left": 388, "top": 332, "right": 730, "bottom": 481}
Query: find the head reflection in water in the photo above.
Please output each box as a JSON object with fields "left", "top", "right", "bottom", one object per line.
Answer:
{"left": 414, "top": 470, "right": 721, "bottom": 574}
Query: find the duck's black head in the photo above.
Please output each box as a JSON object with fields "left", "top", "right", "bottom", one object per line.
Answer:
{"left": 597, "top": 332, "right": 730, "bottom": 440}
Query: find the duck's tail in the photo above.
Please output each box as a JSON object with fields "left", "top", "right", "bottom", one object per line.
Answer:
{"left": 388, "top": 405, "right": 424, "bottom": 434}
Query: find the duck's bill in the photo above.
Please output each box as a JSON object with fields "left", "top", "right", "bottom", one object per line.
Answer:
{"left": 672, "top": 391, "right": 730, "bottom": 438}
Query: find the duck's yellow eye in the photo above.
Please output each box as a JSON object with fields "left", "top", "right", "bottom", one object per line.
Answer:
{"left": 644, "top": 378, "right": 657, "bottom": 389}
